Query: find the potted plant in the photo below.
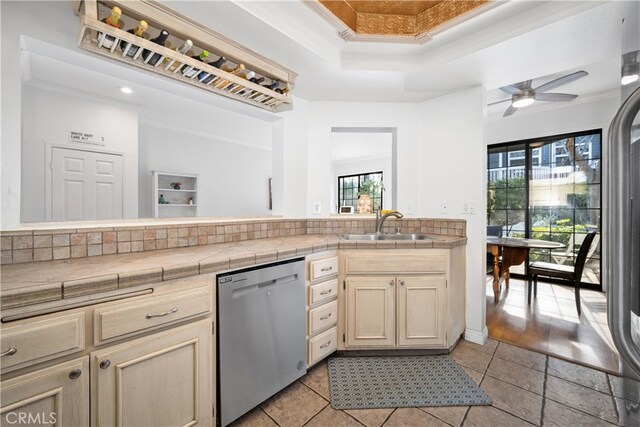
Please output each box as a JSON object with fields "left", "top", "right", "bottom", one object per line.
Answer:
{"left": 356, "top": 181, "right": 380, "bottom": 214}
{"left": 170, "top": 181, "right": 182, "bottom": 190}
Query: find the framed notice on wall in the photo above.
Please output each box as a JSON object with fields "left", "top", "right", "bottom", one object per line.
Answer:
{"left": 69, "top": 131, "right": 105, "bottom": 146}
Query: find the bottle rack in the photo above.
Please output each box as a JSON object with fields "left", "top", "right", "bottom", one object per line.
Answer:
{"left": 76, "top": 0, "right": 296, "bottom": 112}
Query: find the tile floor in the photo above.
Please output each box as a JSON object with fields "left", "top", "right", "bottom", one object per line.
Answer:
{"left": 231, "top": 339, "right": 635, "bottom": 427}
{"left": 486, "top": 277, "right": 620, "bottom": 374}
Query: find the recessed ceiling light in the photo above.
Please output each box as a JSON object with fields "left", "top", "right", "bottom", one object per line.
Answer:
{"left": 119, "top": 86, "right": 134, "bottom": 94}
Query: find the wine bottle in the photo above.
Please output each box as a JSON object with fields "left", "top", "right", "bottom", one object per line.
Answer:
{"left": 119, "top": 20, "right": 148, "bottom": 58}
{"left": 212, "top": 64, "right": 245, "bottom": 89}
{"left": 263, "top": 80, "right": 280, "bottom": 91}
{"left": 142, "top": 30, "right": 170, "bottom": 66}
{"left": 231, "top": 71, "right": 255, "bottom": 94}
{"left": 181, "top": 51, "right": 209, "bottom": 78}
{"left": 275, "top": 87, "right": 290, "bottom": 95}
{"left": 165, "top": 39, "right": 194, "bottom": 71}
{"left": 199, "top": 55, "right": 226, "bottom": 82}
{"left": 98, "top": 6, "right": 122, "bottom": 49}
{"left": 239, "top": 76, "right": 266, "bottom": 96}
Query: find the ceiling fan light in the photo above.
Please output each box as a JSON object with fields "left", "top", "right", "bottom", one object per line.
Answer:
{"left": 512, "top": 96, "right": 535, "bottom": 108}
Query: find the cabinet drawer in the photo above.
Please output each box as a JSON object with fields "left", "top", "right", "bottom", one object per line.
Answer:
{"left": 309, "top": 257, "right": 338, "bottom": 281}
{"left": 94, "top": 285, "right": 213, "bottom": 345}
{"left": 308, "top": 300, "right": 338, "bottom": 336}
{"left": 309, "top": 279, "right": 338, "bottom": 305}
{"left": 345, "top": 255, "right": 446, "bottom": 274}
{"left": 0, "top": 313, "right": 85, "bottom": 372}
{"left": 308, "top": 326, "right": 337, "bottom": 366}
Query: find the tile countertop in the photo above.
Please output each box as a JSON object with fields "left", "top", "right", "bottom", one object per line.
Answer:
{"left": 0, "top": 234, "right": 466, "bottom": 310}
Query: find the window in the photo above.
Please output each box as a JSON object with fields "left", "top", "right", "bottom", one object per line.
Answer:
{"left": 338, "top": 172, "right": 383, "bottom": 212}
{"left": 488, "top": 130, "right": 602, "bottom": 287}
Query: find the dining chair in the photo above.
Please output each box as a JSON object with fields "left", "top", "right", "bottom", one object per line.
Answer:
{"left": 550, "top": 233, "right": 601, "bottom": 265}
{"left": 527, "top": 232, "right": 598, "bottom": 315}
{"left": 486, "top": 225, "right": 503, "bottom": 274}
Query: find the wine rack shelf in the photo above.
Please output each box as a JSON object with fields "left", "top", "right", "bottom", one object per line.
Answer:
{"left": 76, "top": 0, "right": 296, "bottom": 112}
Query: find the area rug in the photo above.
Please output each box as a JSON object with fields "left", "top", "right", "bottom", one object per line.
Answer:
{"left": 327, "top": 355, "right": 492, "bottom": 409}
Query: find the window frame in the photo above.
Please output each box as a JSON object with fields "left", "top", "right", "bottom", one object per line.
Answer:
{"left": 337, "top": 171, "right": 384, "bottom": 213}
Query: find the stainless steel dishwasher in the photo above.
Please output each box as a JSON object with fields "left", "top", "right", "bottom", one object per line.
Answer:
{"left": 217, "top": 258, "right": 307, "bottom": 426}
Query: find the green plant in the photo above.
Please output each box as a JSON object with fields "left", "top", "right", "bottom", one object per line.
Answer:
{"left": 357, "top": 180, "right": 380, "bottom": 197}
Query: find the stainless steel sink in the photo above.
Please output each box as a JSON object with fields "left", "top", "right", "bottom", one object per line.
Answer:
{"left": 339, "top": 234, "right": 432, "bottom": 241}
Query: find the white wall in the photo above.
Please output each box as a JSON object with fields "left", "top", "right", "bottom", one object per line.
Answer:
{"left": 21, "top": 85, "right": 139, "bottom": 222}
{"left": 138, "top": 123, "right": 273, "bottom": 217}
{"left": 331, "top": 156, "right": 393, "bottom": 212}
{"left": 487, "top": 95, "right": 620, "bottom": 145}
{"left": 417, "top": 86, "right": 488, "bottom": 344}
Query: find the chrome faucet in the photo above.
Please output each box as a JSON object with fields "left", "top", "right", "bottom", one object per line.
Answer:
{"left": 375, "top": 210, "right": 404, "bottom": 234}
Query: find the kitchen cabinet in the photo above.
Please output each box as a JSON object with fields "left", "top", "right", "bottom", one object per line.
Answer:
{"left": 340, "top": 248, "right": 464, "bottom": 350}
{"left": 306, "top": 252, "right": 339, "bottom": 366}
{"left": 0, "top": 357, "right": 89, "bottom": 426}
{"left": 92, "top": 319, "right": 212, "bottom": 426}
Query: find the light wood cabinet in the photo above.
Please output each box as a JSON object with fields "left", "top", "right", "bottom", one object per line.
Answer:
{"left": 340, "top": 249, "right": 465, "bottom": 350}
{"left": 91, "top": 319, "right": 212, "bottom": 427}
{"left": 397, "top": 276, "right": 446, "bottom": 347}
{"left": 1, "top": 357, "right": 89, "bottom": 426}
{"left": 345, "top": 276, "right": 395, "bottom": 348}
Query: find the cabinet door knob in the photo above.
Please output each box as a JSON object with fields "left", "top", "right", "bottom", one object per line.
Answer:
{"left": 99, "top": 360, "right": 111, "bottom": 369}
{"left": 389, "top": 280, "right": 394, "bottom": 286}
{"left": 69, "top": 369, "right": 82, "bottom": 379}
{"left": 400, "top": 280, "right": 405, "bottom": 286}
{"left": 0, "top": 348, "right": 17, "bottom": 357}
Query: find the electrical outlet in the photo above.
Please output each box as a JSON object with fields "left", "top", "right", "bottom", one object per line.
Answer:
{"left": 463, "top": 201, "right": 477, "bottom": 215}
{"left": 312, "top": 201, "right": 321, "bottom": 214}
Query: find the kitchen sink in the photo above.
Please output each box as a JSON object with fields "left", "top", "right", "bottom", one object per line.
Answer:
{"left": 339, "top": 234, "right": 433, "bottom": 241}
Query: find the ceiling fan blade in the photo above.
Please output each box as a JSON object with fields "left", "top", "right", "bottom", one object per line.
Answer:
{"left": 503, "top": 105, "right": 518, "bottom": 117}
{"left": 534, "top": 92, "right": 578, "bottom": 102}
{"left": 534, "top": 70, "right": 588, "bottom": 93}
{"left": 489, "top": 98, "right": 512, "bottom": 106}
{"left": 499, "top": 85, "right": 523, "bottom": 95}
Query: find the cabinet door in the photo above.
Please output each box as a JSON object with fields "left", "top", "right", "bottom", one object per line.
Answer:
{"left": 346, "top": 276, "right": 395, "bottom": 348}
{"left": 397, "top": 276, "right": 446, "bottom": 347}
{"left": 92, "top": 320, "right": 212, "bottom": 427}
{"left": 1, "top": 357, "right": 89, "bottom": 427}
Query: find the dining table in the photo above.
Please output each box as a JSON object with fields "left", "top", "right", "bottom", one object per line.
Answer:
{"left": 487, "top": 236, "right": 565, "bottom": 302}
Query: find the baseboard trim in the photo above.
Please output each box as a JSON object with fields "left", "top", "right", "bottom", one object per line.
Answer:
{"left": 464, "top": 326, "right": 488, "bottom": 345}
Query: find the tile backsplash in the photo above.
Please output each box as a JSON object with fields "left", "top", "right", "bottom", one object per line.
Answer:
{"left": 0, "top": 218, "right": 465, "bottom": 265}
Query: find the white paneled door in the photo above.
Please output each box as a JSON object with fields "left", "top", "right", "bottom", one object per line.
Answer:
{"left": 51, "top": 147, "right": 123, "bottom": 221}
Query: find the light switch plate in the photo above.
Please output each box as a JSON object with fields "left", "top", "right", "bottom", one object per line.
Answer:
{"left": 463, "top": 201, "right": 477, "bottom": 215}
{"left": 312, "top": 201, "right": 321, "bottom": 214}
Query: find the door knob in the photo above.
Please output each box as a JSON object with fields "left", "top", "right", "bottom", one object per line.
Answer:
{"left": 69, "top": 369, "right": 82, "bottom": 379}
{"left": 389, "top": 280, "right": 394, "bottom": 286}
{"left": 99, "top": 359, "right": 111, "bottom": 369}
{"left": 400, "top": 280, "right": 405, "bottom": 286}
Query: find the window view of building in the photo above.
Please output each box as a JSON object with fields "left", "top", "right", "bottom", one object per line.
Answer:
{"left": 488, "top": 130, "right": 601, "bottom": 286}
{"left": 338, "top": 172, "right": 383, "bottom": 213}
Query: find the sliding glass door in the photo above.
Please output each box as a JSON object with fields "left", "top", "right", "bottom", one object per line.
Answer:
{"left": 487, "top": 130, "right": 602, "bottom": 287}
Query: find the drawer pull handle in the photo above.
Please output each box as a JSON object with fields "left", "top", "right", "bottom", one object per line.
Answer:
{"left": 1, "top": 348, "right": 17, "bottom": 357}
{"left": 146, "top": 307, "right": 178, "bottom": 319}
{"left": 99, "top": 360, "right": 111, "bottom": 369}
{"left": 320, "top": 289, "right": 333, "bottom": 296}
{"left": 320, "top": 266, "right": 333, "bottom": 272}
{"left": 320, "top": 341, "right": 332, "bottom": 349}
{"left": 320, "top": 313, "right": 332, "bottom": 320}
{"left": 69, "top": 369, "right": 82, "bottom": 379}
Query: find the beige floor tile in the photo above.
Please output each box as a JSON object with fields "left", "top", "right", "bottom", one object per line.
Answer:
{"left": 543, "top": 399, "right": 615, "bottom": 427}
{"left": 493, "top": 342, "right": 547, "bottom": 372}
{"left": 260, "top": 381, "right": 328, "bottom": 427}
{"left": 547, "top": 357, "right": 610, "bottom": 394}
{"left": 230, "top": 408, "right": 278, "bottom": 427}
{"left": 461, "top": 366, "right": 484, "bottom": 386}
{"left": 345, "top": 408, "right": 395, "bottom": 427}
{"left": 451, "top": 345, "right": 492, "bottom": 373}
{"left": 458, "top": 338, "right": 499, "bottom": 356}
{"left": 305, "top": 405, "right": 363, "bottom": 427}
{"left": 609, "top": 374, "right": 640, "bottom": 402}
{"left": 486, "top": 356, "right": 545, "bottom": 395}
{"left": 545, "top": 376, "right": 618, "bottom": 424}
{"left": 463, "top": 406, "right": 534, "bottom": 427}
{"left": 383, "top": 408, "right": 449, "bottom": 427}
{"left": 300, "top": 362, "right": 331, "bottom": 400}
{"left": 480, "top": 376, "right": 542, "bottom": 425}
{"left": 421, "top": 406, "right": 468, "bottom": 427}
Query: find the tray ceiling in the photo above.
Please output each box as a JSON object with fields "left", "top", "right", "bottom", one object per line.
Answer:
{"left": 310, "top": 0, "right": 494, "bottom": 43}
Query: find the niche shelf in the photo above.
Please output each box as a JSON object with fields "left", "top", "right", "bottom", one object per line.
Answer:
{"left": 152, "top": 171, "right": 198, "bottom": 218}
{"left": 75, "top": 0, "right": 296, "bottom": 112}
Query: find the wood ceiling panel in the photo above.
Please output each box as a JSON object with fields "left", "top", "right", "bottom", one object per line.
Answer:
{"left": 344, "top": 1, "right": 443, "bottom": 16}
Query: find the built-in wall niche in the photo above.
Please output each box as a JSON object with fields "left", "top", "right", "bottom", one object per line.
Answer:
{"left": 330, "top": 128, "right": 397, "bottom": 215}
{"left": 19, "top": 36, "right": 274, "bottom": 224}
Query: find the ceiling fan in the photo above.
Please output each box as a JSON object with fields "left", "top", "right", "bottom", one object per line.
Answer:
{"left": 491, "top": 70, "right": 589, "bottom": 117}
